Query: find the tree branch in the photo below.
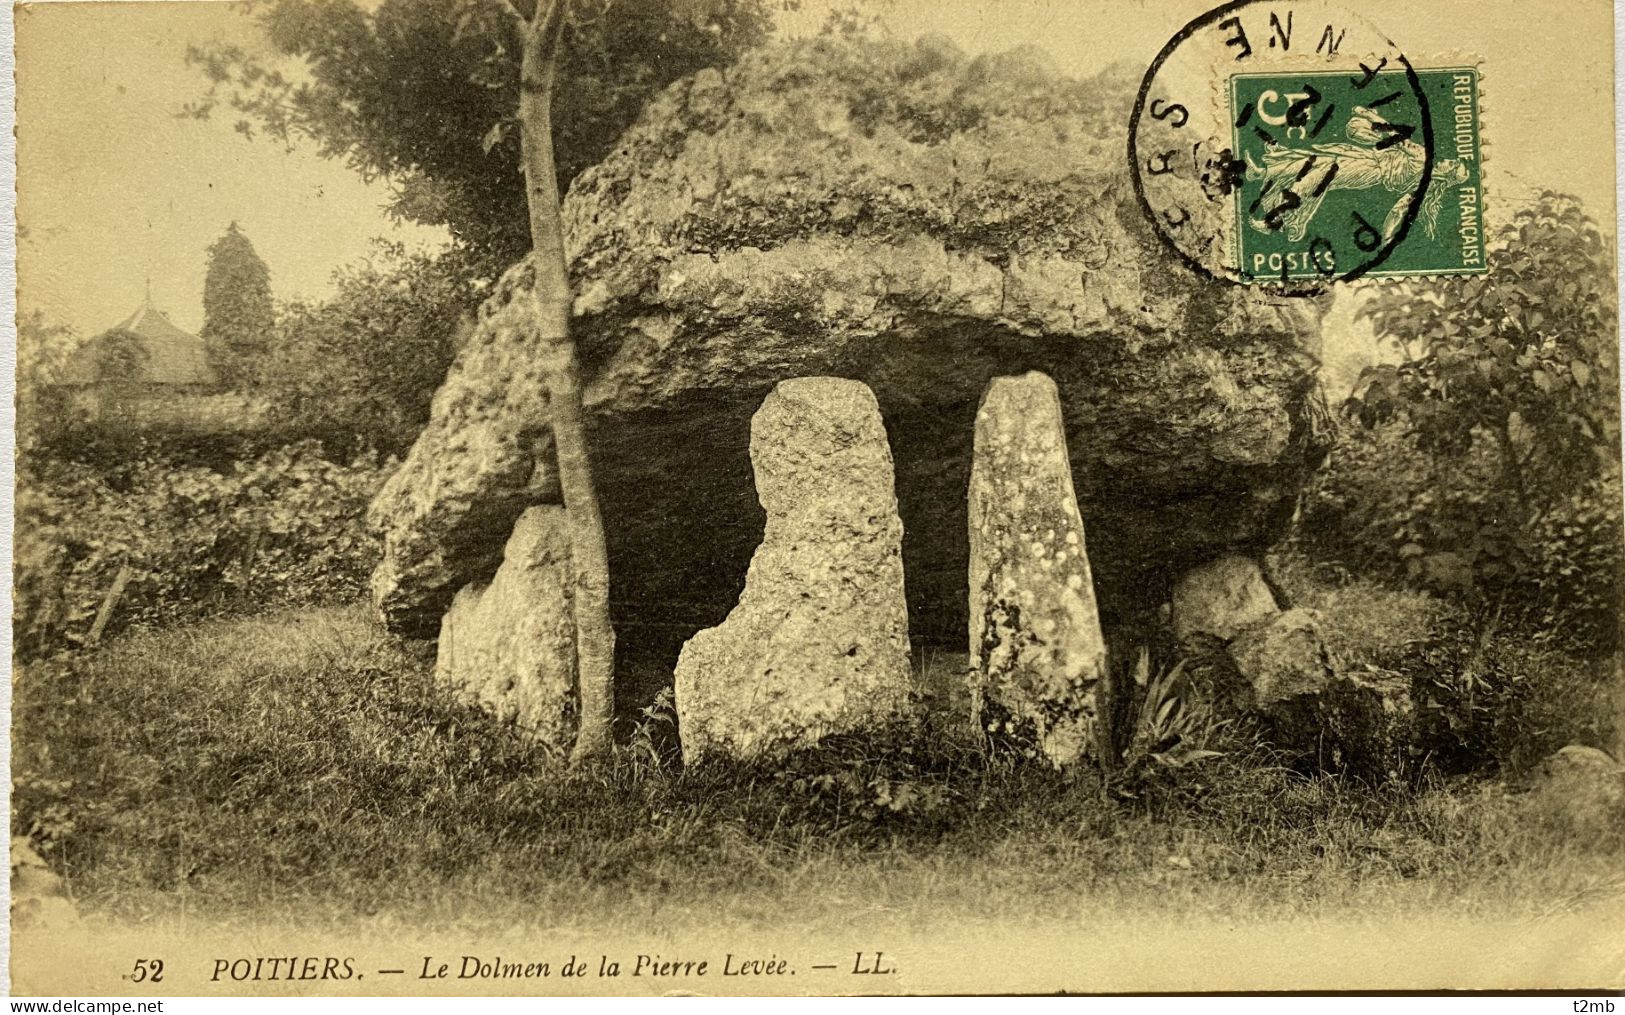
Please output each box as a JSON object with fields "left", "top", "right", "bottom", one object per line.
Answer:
{"left": 487, "top": 0, "right": 527, "bottom": 25}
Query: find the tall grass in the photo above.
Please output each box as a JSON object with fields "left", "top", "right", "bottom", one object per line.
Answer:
{"left": 13, "top": 603, "right": 1624, "bottom": 931}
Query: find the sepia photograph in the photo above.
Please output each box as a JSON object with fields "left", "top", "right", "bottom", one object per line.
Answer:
{"left": 8, "top": 0, "right": 1624, "bottom": 996}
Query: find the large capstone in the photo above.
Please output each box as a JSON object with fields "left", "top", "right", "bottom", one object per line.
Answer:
{"left": 369, "top": 36, "right": 1332, "bottom": 673}
{"left": 435, "top": 505, "right": 577, "bottom": 753}
{"left": 968, "top": 372, "right": 1107, "bottom": 766}
{"left": 672, "top": 378, "right": 911, "bottom": 762}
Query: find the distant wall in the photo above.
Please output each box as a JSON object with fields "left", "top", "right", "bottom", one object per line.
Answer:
{"left": 60, "top": 385, "right": 269, "bottom": 434}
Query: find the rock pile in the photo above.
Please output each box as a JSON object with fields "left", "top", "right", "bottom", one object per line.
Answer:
{"left": 1173, "top": 555, "right": 1412, "bottom": 770}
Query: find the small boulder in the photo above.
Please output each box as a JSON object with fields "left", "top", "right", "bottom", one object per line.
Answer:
{"left": 968, "top": 372, "right": 1107, "bottom": 766}
{"left": 673, "top": 378, "right": 912, "bottom": 762}
{"left": 435, "top": 505, "right": 577, "bottom": 754}
{"left": 1172, "top": 554, "right": 1280, "bottom": 643}
{"left": 1228, "top": 608, "right": 1334, "bottom": 708}
{"left": 1525, "top": 744, "right": 1625, "bottom": 833}
{"left": 1228, "top": 609, "right": 1413, "bottom": 774}
{"left": 1538, "top": 744, "right": 1625, "bottom": 779}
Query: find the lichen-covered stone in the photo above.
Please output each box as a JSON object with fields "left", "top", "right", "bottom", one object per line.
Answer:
{"left": 367, "top": 274, "right": 562, "bottom": 636}
{"left": 673, "top": 378, "right": 911, "bottom": 762}
{"left": 370, "top": 35, "right": 1331, "bottom": 644}
{"left": 435, "top": 506, "right": 577, "bottom": 753}
{"left": 968, "top": 372, "right": 1106, "bottom": 766}
{"left": 1172, "top": 555, "right": 1281, "bottom": 643}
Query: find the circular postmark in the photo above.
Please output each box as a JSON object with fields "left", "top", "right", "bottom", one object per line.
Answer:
{"left": 1128, "top": 0, "right": 1436, "bottom": 291}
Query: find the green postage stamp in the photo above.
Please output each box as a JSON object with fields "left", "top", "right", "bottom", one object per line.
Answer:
{"left": 1229, "top": 66, "right": 1485, "bottom": 282}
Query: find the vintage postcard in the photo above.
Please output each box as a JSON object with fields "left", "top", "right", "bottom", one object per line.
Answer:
{"left": 9, "top": 0, "right": 1624, "bottom": 997}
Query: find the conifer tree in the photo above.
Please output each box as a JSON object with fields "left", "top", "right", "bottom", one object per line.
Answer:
{"left": 201, "top": 222, "right": 273, "bottom": 388}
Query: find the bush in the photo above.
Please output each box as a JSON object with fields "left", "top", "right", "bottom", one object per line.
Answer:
{"left": 260, "top": 249, "right": 481, "bottom": 458}
{"left": 1313, "top": 193, "right": 1624, "bottom": 653}
{"left": 1393, "top": 612, "right": 1617, "bottom": 776}
{"left": 1274, "top": 551, "right": 1619, "bottom": 777}
{"left": 13, "top": 442, "right": 392, "bottom": 659}
{"left": 1302, "top": 420, "right": 1623, "bottom": 653}
{"left": 1524, "top": 469, "right": 1625, "bottom": 647}
{"left": 1301, "top": 419, "right": 1498, "bottom": 593}
{"left": 27, "top": 398, "right": 298, "bottom": 474}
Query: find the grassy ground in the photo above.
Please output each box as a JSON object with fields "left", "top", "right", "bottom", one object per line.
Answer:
{"left": 12, "top": 599, "right": 1625, "bottom": 936}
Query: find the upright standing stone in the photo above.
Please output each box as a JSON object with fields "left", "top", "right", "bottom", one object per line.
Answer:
{"left": 674, "top": 377, "right": 912, "bottom": 762}
{"left": 436, "top": 505, "right": 577, "bottom": 755}
{"left": 968, "top": 371, "right": 1107, "bottom": 766}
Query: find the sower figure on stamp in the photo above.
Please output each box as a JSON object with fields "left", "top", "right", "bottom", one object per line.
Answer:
{"left": 1246, "top": 105, "right": 1470, "bottom": 243}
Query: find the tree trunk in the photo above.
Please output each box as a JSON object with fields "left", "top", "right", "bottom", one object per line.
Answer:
{"left": 1497, "top": 420, "right": 1534, "bottom": 531}
{"left": 517, "top": 0, "right": 616, "bottom": 763}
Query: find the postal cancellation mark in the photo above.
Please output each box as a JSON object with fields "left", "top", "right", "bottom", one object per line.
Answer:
{"left": 1129, "top": 0, "right": 1488, "bottom": 289}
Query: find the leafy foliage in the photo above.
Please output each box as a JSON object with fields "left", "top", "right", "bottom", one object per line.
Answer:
{"left": 261, "top": 246, "right": 481, "bottom": 457}
{"left": 1104, "top": 649, "right": 1235, "bottom": 801}
{"left": 87, "top": 328, "right": 152, "bottom": 385}
{"left": 1355, "top": 193, "right": 1619, "bottom": 469}
{"left": 1308, "top": 193, "right": 1623, "bottom": 650}
{"left": 15, "top": 311, "right": 87, "bottom": 467}
{"left": 1277, "top": 550, "right": 1619, "bottom": 777}
{"left": 24, "top": 401, "right": 296, "bottom": 475}
{"left": 13, "top": 442, "right": 390, "bottom": 660}
{"left": 184, "top": 0, "right": 773, "bottom": 267}
{"left": 1393, "top": 610, "right": 1618, "bottom": 776}
{"left": 201, "top": 222, "right": 275, "bottom": 388}
{"left": 752, "top": 708, "right": 982, "bottom": 837}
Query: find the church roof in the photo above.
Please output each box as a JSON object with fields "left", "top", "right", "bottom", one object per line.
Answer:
{"left": 61, "top": 299, "right": 218, "bottom": 386}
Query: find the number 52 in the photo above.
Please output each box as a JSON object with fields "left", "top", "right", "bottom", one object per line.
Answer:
{"left": 129, "top": 959, "right": 165, "bottom": 983}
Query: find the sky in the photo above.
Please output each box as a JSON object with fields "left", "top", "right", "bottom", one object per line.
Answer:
{"left": 13, "top": 0, "right": 1617, "bottom": 343}
{"left": 15, "top": 1, "right": 447, "bottom": 336}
